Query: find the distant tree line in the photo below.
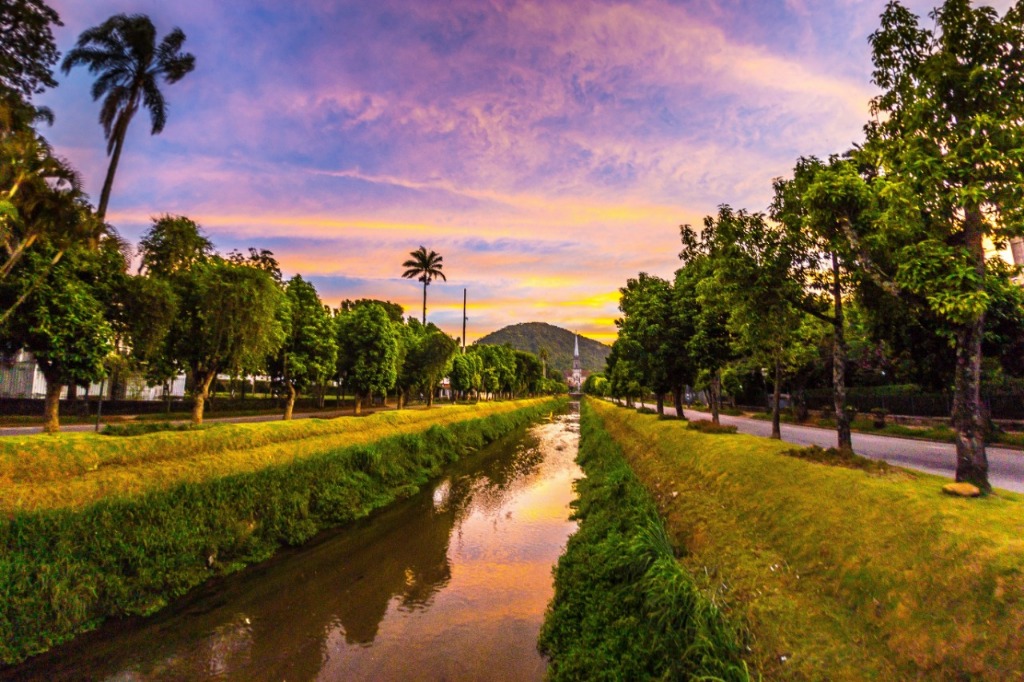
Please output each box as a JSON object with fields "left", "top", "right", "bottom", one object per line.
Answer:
{"left": 604, "top": 0, "right": 1024, "bottom": 494}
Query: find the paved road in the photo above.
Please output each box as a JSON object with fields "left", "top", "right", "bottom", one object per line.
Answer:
{"left": 654, "top": 404, "right": 1023, "bottom": 494}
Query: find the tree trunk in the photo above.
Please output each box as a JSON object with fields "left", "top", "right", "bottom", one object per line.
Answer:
{"left": 673, "top": 386, "right": 686, "bottom": 420}
{"left": 951, "top": 207, "right": 990, "bottom": 492}
{"left": 831, "top": 251, "right": 852, "bottom": 450}
{"left": 427, "top": 383, "right": 434, "bottom": 407}
{"left": 191, "top": 371, "right": 215, "bottom": 425}
{"left": 97, "top": 109, "right": 133, "bottom": 222}
{"left": 422, "top": 282, "right": 427, "bottom": 325}
{"left": 43, "top": 379, "right": 61, "bottom": 434}
{"left": 771, "top": 357, "right": 782, "bottom": 440}
{"left": 355, "top": 393, "right": 362, "bottom": 415}
{"left": 656, "top": 393, "right": 664, "bottom": 415}
{"left": 710, "top": 373, "right": 721, "bottom": 425}
{"left": 283, "top": 381, "right": 296, "bottom": 420}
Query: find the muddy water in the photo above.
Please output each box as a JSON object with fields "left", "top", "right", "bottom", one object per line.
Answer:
{"left": 12, "top": 406, "right": 581, "bottom": 682}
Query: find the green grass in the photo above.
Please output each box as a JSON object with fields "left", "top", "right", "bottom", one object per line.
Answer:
{"left": 539, "top": 401, "right": 749, "bottom": 681}
{"left": 590, "top": 399, "right": 1024, "bottom": 680}
{"left": 0, "top": 398, "right": 563, "bottom": 665}
{"left": 0, "top": 400, "right": 550, "bottom": 514}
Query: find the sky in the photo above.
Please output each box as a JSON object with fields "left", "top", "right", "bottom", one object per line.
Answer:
{"left": 39, "top": 0, "right": 1012, "bottom": 344}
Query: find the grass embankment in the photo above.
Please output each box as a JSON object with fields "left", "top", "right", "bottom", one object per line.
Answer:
{"left": 539, "top": 401, "right": 749, "bottom": 681}
{"left": 590, "top": 399, "right": 1024, "bottom": 680}
{"left": 0, "top": 400, "right": 548, "bottom": 514}
{"left": 0, "top": 398, "right": 561, "bottom": 664}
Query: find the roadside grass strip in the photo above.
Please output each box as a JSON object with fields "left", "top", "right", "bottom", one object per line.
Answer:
{"left": 0, "top": 400, "right": 548, "bottom": 514}
{"left": 590, "top": 399, "right": 1024, "bottom": 681}
{"left": 0, "top": 398, "right": 562, "bottom": 665}
{"left": 539, "top": 400, "right": 749, "bottom": 681}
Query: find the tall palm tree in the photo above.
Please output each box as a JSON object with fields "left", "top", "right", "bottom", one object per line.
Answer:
{"left": 61, "top": 14, "right": 195, "bottom": 221}
{"left": 402, "top": 246, "right": 446, "bottom": 324}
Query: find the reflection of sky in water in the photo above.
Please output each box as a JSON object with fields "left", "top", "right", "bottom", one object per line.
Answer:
{"left": 11, "top": 410, "right": 581, "bottom": 682}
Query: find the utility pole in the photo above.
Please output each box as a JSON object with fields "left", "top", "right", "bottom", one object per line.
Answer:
{"left": 462, "top": 288, "right": 467, "bottom": 353}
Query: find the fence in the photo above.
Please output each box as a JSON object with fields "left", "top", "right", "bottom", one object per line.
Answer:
{"left": 799, "top": 387, "right": 1024, "bottom": 420}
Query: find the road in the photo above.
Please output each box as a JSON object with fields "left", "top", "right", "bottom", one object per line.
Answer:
{"left": 657, "top": 404, "right": 1024, "bottom": 494}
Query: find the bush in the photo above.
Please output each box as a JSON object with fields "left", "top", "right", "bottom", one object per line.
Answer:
{"left": 102, "top": 422, "right": 202, "bottom": 437}
{"left": 636, "top": 406, "right": 657, "bottom": 415}
{"left": 869, "top": 408, "right": 889, "bottom": 429}
{"left": 780, "top": 445, "right": 896, "bottom": 474}
{"left": 539, "top": 400, "right": 748, "bottom": 681}
{"left": 688, "top": 420, "right": 738, "bottom": 435}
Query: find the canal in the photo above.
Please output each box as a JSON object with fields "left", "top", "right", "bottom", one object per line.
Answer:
{"left": 8, "top": 404, "right": 581, "bottom": 681}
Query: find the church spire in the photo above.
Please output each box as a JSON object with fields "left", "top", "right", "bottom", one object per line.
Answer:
{"left": 572, "top": 333, "right": 582, "bottom": 392}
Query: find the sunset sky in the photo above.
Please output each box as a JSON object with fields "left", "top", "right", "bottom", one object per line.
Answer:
{"left": 40, "top": 0, "right": 1010, "bottom": 344}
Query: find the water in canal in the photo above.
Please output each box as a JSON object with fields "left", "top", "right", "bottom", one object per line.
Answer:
{"left": 10, "top": 405, "right": 581, "bottom": 681}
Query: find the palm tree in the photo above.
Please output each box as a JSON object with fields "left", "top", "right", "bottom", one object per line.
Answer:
{"left": 61, "top": 14, "right": 195, "bottom": 221}
{"left": 402, "top": 246, "right": 446, "bottom": 324}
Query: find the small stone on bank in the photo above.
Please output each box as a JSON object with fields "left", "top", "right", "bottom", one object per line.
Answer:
{"left": 942, "top": 482, "right": 981, "bottom": 498}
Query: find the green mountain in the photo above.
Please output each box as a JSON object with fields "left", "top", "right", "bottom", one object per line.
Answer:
{"left": 475, "top": 322, "right": 611, "bottom": 375}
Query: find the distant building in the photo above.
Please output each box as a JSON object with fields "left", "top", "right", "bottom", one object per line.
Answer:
{"left": 0, "top": 350, "right": 185, "bottom": 400}
{"left": 571, "top": 334, "right": 582, "bottom": 392}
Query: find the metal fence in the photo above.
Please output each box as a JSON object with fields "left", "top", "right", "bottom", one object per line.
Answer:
{"left": 800, "top": 387, "right": 1024, "bottom": 420}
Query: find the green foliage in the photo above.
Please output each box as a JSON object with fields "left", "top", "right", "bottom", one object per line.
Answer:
{"left": 539, "top": 400, "right": 749, "bottom": 681}
{"left": 269, "top": 275, "right": 338, "bottom": 407}
{"left": 137, "top": 215, "right": 213, "bottom": 277}
{"left": 0, "top": 0, "right": 62, "bottom": 102}
{"left": 0, "top": 399, "right": 563, "bottom": 664}
{"left": 336, "top": 302, "right": 399, "bottom": 400}
{"left": 781, "top": 445, "right": 895, "bottom": 474}
{"left": 102, "top": 421, "right": 202, "bottom": 437}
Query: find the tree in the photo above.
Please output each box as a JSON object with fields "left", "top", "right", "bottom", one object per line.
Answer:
{"left": 770, "top": 157, "right": 864, "bottom": 449}
{"left": 0, "top": 244, "right": 113, "bottom": 432}
{"left": 401, "top": 245, "right": 446, "bottom": 324}
{"left": 616, "top": 272, "right": 681, "bottom": 416}
{"left": 853, "top": 0, "right": 1024, "bottom": 491}
{"left": 137, "top": 214, "right": 213, "bottom": 276}
{"left": 0, "top": 102, "right": 102, "bottom": 316}
{"left": 61, "top": 14, "right": 195, "bottom": 221}
{"left": 703, "top": 206, "right": 806, "bottom": 438}
{"left": 0, "top": 0, "right": 62, "bottom": 105}
{"left": 677, "top": 225, "right": 735, "bottom": 425}
{"left": 176, "top": 260, "right": 284, "bottom": 424}
{"left": 269, "top": 276, "right": 338, "bottom": 420}
{"left": 336, "top": 302, "right": 398, "bottom": 414}
{"left": 406, "top": 329, "right": 458, "bottom": 406}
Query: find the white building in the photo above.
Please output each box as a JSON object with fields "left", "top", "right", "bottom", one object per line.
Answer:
{"left": 0, "top": 350, "right": 186, "bottom": 400}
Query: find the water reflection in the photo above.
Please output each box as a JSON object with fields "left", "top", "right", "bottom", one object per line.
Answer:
{"left": 5, "top": 406, "right": 581, "bottom": 682}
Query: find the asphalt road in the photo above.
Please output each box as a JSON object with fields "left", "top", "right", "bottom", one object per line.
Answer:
{"left": 658, "top": 404, "right": 1024, "bottom": 494}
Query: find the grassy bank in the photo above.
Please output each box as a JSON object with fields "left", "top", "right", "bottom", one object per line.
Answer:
{"left": 0, "top": 398, "right": 562, "bottom": 665}
{"left": 538, "top": 400, "right": 749, "bottom": 681}
{"left": 590, "top": 399, "right": 1024, "bottom": 680}
{"left": 0, "top": 400, "right": 549, "bottom": 514}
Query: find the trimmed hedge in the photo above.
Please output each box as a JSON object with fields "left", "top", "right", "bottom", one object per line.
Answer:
{"left": 538, "top": 399, "right": 749, "bottom": 681}
{"left": 0, "top": 398, "right": 562, "bottom": 664}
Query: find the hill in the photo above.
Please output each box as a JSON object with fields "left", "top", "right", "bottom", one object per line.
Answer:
{"left": 475, "top": 322, "right": 611, "bottom": 375}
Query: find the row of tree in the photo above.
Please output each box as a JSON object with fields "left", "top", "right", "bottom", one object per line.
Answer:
{"left": 606, "top": 0, "right": 1024, "bottom": 493}
{"left": 2, "top": 214, "right": 564, "bottom": 432}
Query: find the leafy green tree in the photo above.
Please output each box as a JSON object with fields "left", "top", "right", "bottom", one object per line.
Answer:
{"left": 0, "top": 102, "right": 103, "bottom": 318}
{"left": 616, "top": 272, "right": 682, "bottom": 415}
{"left": 0, "top": 0, "right": 61, "bottom": 105}
{"left": 340, "top": 298, "right": 405, "bottom": 323}
{"left": 703, "top": 206, "right": 807, "bottom": 438}
{"left": 0, "top": 244, "right": 113, "bottom": 432}
{"left": 137, "top": 214, "right": 213, "bottom": 276}
{"left": 406, "top": 328, "right": 458, "bottom": 406}
{"left": 61, "top": 14, "right": 195, "bottom": 221}
{"left": 514, "top": 349, "right": 544, "bottom": 397}
{"left": 677, "top": 226, "right": 735, "bottom": 425}
{"left": 336, "top": 302, "right": 398, "bottom": 414}
{"left": 135, "top": 218, "right": 284, "bottom": 423}
{"left": 770, "top": 156, "right": 863, "bottom": 448}
{"left": 270, "top": 275, "right": 338, "bottom": 420}
{"left": 450, "top": 352, "right": 479, "bottom": 401}
{"left": 850, "top": 0, "right": 1024, "bottom": 491}
{"left": 401, "top": 245, "right": 446, "bottom": 324}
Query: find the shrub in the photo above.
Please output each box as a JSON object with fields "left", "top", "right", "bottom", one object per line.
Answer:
{"left": 688, "top": 420, "right": 738, "bottom": 435}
